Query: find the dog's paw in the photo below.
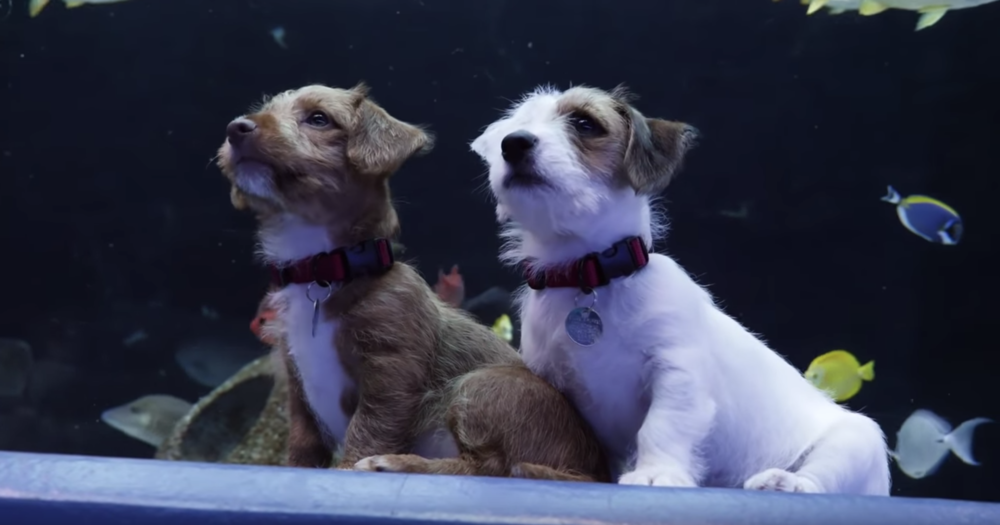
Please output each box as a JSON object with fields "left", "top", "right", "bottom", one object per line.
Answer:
{"left": 353, "top": 455, "right": 405, "bottom": 473}
{"left": 619, "top": 465, "right": 697, "bottom": 488}
{"left": 743, "top": 468, "right": 819, "bottom": 493}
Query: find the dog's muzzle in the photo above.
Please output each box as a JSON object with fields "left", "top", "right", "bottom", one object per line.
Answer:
{"left": 500, "top": 130, "right": 547, "bottom": 188}
{"left": 501, "top": 130, "right": 538, "bottom": 164}
{"left": 227, "top": 117, "right": 258, "bottom": 148}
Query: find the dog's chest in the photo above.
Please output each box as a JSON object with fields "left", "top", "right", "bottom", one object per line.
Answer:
{"left": 522, "top": 293, "right": 649, "bottom": 461}
{"left": 277, "top": 284, "right": 356, "bottom": 446}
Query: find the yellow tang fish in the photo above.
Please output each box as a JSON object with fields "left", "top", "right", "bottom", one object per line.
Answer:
{"left": 803, "top": 350, "right": 874, "bottom": 402}
{"left": 30, "top": 0, "right": 132, "bottom": 18}
{"left": 492, "top": 314, "right": 513, "bottom": 343}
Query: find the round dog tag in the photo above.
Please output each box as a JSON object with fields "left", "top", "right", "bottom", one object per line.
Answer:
{"left": 565, "top": 306, "right": 603, "bottom": 346}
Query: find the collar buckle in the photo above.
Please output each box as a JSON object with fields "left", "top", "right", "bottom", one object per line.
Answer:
{"left": 344, "top": 238, "right": 394, "bottom": 280}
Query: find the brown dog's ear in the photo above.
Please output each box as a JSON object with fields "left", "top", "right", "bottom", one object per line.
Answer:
{"left": 230, "top": 185, "right": 248, "bottom": 210}
{"left": 620, "top": 107, "right": 699, "bottom": 195}
{"left": 347, "top": 94, "right": 435, "bottom": 176}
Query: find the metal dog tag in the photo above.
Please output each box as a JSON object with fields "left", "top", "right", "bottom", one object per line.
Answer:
{"left": 565, "top": 307, "right": 603, "bottom": 347}
{"left": 306, "top": 281, "right": 333, "bottom": 337}
{"left": 565, "top": 289, "right": 603, "bottom": 346}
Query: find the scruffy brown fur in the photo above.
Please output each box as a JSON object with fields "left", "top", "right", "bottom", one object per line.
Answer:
{"left": 216, "top": 83, "right": 609, "bottom": 482}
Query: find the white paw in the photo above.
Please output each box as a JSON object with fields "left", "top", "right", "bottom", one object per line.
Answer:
{"left": 743, "top": 468, "right": 819, "bottom": 493}
{"left": 353, "top": 455, "right": 402, "bottom": 472}
{"left": 619, "top": 465, "right": 697, "bottom": 488}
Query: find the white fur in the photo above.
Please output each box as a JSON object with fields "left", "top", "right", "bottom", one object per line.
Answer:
{"left": 258, "top": 212, "right": 458, "bottom": 460}
{"left": 470, "top": 86, "right": 891, "bottom": 495}
{"left": 231, "top": 153, "right": 278, "bottom": 201}
{"left": 259, "top": 213, "right": 355, "bottom": 450}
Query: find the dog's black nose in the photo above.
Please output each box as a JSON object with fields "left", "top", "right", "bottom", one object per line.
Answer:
{"left": 226, "top": 117, "right": 257, "bottom": 146}
{"left": 501, "top": 130, "right": 538, "bottom": 163}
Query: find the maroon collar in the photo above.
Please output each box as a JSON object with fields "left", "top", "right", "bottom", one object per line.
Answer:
{"left": 269, "top": 238, "right": 395, "bottom": 287}
{"left": 523, "top": 236, "right": 650, "bottom": 292}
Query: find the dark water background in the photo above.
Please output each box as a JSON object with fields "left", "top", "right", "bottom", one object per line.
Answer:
{"left": 1, "top": 0, "right": 998, "bottom": 502}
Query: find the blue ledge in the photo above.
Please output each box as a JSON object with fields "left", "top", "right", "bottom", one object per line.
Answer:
{"left": 0, "top": 452, "right": 998, "bottom": 525}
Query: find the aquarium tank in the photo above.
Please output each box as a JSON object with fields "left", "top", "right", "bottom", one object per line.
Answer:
{"left": 0, "top": 0, "right": 998, "bottom": 518}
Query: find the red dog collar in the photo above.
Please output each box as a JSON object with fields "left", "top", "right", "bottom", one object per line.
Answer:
{"left": 524, "top": 236, "right": 649, "bottom": 292}
{"left": 269, "top": 238, "right": 395, "bottom": 287}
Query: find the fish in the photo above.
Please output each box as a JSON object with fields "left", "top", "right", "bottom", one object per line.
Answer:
{"left": 803, "top": 350, "right": 874, "bottom": 402}
{"left": 801, "top": 0, "right": 998, "bottom": 29}
{"left": 434, "top": 265, "right": 466, "bottom": 308}
{"left": 890, "top": 409, "right": 992, "bottom": 479}
{"left": 881, "top": 185, "right": 963, "bottom": 245}
{"left": 30, "top": 0, "right": 132, "bottom": 18}
{"left": 492, "top": 314, "right": 514, "bottom": 343}
{"left": 0, "top": 338, "right": 33, "bottom": 397}
{"left": 101, "top": 394, "right": 193, "bottom": 447}
{"left": 174, "top": 337, "right": 266, "bottom": 388}
{"left": 270, "top": 26, "right": 289, "bottom": 49}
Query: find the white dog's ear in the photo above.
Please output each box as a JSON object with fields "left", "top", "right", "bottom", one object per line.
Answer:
{"left": 620, "top": 107, "right": 699, "bottom": 195}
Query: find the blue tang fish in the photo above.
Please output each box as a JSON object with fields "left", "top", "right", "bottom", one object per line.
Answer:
{"left": 881, "top": 185, "right": 963, "bottom": 245}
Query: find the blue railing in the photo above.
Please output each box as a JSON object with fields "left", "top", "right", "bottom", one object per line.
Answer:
{"left": 0, "top": 451, "right": 998, "bottom": 525}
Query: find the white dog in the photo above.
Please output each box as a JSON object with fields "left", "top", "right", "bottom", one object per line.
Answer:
{"left": 469, "top": 84, "right": 891, "bottom": 495}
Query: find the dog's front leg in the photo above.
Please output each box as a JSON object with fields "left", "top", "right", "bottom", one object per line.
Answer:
{"left": 619, "top": 360, "right": 715, "bottom": 487}
{"left": 334, "top": 355, "right": 423, "bottom": 469}
{"left": 283, "top": 350, "right": 333, "bottom": 468}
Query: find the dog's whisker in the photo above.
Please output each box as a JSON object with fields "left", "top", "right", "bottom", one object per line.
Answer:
{"left": 205, "top": 153, "right": 221, "bottom": 170}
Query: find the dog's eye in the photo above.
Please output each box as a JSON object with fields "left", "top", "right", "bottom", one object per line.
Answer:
{"left": 305, "top": 111, "right": 332, "bottom": 127}
{"left": 568, "top": 112, "right": 604, "bottom": 136}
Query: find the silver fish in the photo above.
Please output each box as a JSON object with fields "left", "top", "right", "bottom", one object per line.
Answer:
{"left": 890, "top": 409, "right": 992, "bottom": 479}
{"left": 101, "top": 394, "right": 193, "bottom": 447}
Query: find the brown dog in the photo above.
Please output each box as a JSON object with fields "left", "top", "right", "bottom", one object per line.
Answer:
{"left": 215, "top": 83, "right": 609, "bottom": 482}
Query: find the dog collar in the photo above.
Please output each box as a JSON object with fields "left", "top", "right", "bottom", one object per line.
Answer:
{"left": 523, "top": 236, "right": 650, "bottom": 292}
{"left": 268, "top": 238, "right": 395, "bottom": 287}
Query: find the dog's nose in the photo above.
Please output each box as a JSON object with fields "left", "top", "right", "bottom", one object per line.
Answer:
{"left": 226, "top": 117, "right": 257, "bottom": 146}
{"left": 501, "top": 130, "right": 538, "bottom": 163}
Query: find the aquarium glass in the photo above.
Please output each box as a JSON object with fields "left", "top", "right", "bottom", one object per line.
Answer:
{"left": 1, "top": 0, "right": 996, "bottom": 504}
